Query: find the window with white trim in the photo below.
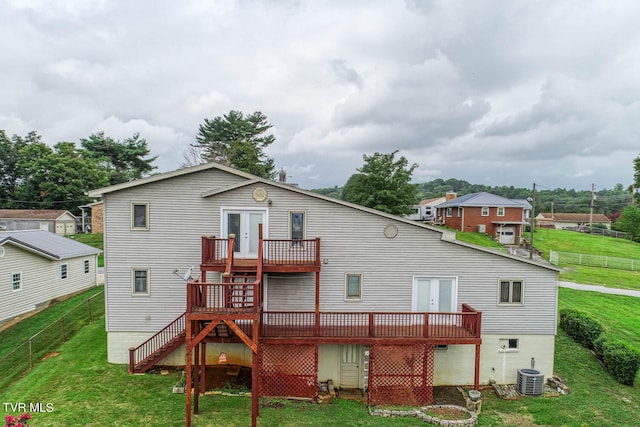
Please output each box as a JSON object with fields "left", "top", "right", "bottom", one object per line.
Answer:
{"left": 84, "top": 260, "right": 90, "bottom": 274}
{"left": 481, "top": 206, "right": 489, "bottom": 216}
{"left": 498, "top": 280, "right": 523, "bottom": 304}
{"left": 345, "top": 273, "right": 362, "bottom": 300}
{"left": 497, "top": 207, "right": 505, "bottom": 216}
{"left": 132, "top": 268, "right": 150, "bottom": 295}
{"left": 12, "top": 272, "right": 22, "bottom": 291}
{"left": 60, "top": 264, "right": 68, "bottom": 279}
{"left": 289, "top": 211, "right": 305, "bottom": 248}
{"left": 446, "top": 208, "right": 453, "bottom": 217}
{"left": 131, "top": 202, "right": 149, "bottom": 230}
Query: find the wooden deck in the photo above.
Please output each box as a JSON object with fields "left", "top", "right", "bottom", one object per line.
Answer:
{"left": 200, "top": 236, "right": 321, "bottom": 273}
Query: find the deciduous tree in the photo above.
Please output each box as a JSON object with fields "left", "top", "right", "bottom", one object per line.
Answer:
{"left": 343, "top": 151, "right": 418, "bottom": 216}
{"left": 16, "top": 141, "right": 109, "bottom": 211}
{"left": 0, "top": 130, "right": 40, "bottom": 208}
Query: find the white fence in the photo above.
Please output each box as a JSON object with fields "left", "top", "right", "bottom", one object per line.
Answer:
{"left": 550, "top": 250, "right": 640, "bottom": 271}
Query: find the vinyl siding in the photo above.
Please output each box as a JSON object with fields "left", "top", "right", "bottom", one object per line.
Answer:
{"left": 0, "top": 244, "right": 98, "bottom": 323}
{"left": 103, "top": 170, "right": 558, "bottom": 336}
{"left": 103, "top": 169, "right": 244, "bottom": 332}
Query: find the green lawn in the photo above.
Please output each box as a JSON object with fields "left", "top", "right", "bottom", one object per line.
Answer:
{"left": 68, "top": 233, "right": 104, "bottom": 267}
{"left": 0, "top": 286, "right": 104, "bottom": 359}
{"left": 2, "top": 288, "right": 639, "bottom": 426}
{"left": 533, "top": 228, "right": 640, "bottom": 290}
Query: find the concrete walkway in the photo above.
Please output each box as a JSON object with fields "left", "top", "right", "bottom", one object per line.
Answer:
{"left": 559, "top": 281, "right": 640, "bottom": 297}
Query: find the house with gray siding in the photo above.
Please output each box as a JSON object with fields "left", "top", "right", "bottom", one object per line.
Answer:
{"left": 89, "top": 163, "right": 558, "bottom": 421}
{"left": 0, "top": 209, "right": 78, "bottom": 235}
{"left": 0, "top": 230, "right": 101, "bottom": 326}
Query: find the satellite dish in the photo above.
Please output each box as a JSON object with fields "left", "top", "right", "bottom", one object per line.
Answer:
{"left": 183, "top": 266, "right": 194, "bottom": 281}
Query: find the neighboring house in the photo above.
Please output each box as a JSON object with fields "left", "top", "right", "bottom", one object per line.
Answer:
{"left": 0, "top": 209, "right": 78, "bottom": 235}
{"left": 535, "top": 213, "right": 612, "bottom": 230}
{"left": 0, "top": 230, "right": 101, "bottom": 325}
{"left": 405, "top": 195, "right": 449, "bottom": 221}
{"left": 436, "top": 192, "right": 532, "bottom": 245}
{"left": 78, "top": 201, "right": 104, "bottom": 234}
{"left": 88, "top": 164, "right": 558, "bottom": 424}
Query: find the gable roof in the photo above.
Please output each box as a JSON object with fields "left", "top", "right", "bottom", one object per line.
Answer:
{"left": 537, "top": 213, "right": 611, "bottom": 223}
{"left": 87, "top": 162, "right": 258, "bottom": 198}
{"left": 89, "top": 162, "right": 557, "bottom": 272}
{"left": 0, "top": 209, "right": 76, "bottom": 220}
{"left": 0, "top": 230, "right": 101, "bottom": 260}
{"left": 437, "top": 192, "right": 532, "bottom": 209}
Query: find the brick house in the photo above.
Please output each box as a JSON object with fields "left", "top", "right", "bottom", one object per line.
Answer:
{"left": 436, "top": 192, "right": 531, "bottom": 244}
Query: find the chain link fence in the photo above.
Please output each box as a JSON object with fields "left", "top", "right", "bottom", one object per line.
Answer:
{"left": 0, "top": 290, "right": 104, "bottom": 390}
{"left": 550, "top": 250, "right": 640, "bottom": 271}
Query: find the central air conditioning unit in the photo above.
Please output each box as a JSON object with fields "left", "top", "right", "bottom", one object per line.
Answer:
{"left": 517, "top": 369, "right": 544, "bottom": 396}
{"left": 477, "top": 224, "right": 486, "bottom": 233}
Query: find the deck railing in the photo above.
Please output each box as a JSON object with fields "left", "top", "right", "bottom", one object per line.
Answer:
{"left": 201, "top": 236, "right": 230, "bottom": 267}
{"left": 262, "top": 238, "right": 320, "bottom": 267}
{"left": 187, "top": 281, "right": 257, "bottom": 313}
{"left": 261, "top": 309, "right": 481, "bottom": 340}
{"left": 128, "top": 312, "right": 186, "bottom": 373}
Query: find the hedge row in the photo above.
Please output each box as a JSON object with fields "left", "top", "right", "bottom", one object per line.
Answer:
{"left": 559, "top": 309, "right": 640, "bottom": 386}
{"left": 559, "top": 309, "right": 603, "bottom": 349}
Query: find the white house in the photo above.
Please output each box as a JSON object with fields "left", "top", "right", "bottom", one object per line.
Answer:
{"left": 89, "top": 162, "right": 559, "bottom": 417}
{"left": 0, "top": 230, "right": 101, "bottom": 325}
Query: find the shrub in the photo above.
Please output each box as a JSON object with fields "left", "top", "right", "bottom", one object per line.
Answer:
{"left": 559, "top": 309, "right": 603, "bottom": 350}
{"left": 593, "top": 337, "right": 640, "bottom": 386}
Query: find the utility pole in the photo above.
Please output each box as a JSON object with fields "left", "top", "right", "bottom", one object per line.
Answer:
{"left": 530, "top": 183, "right": 536, "bottom": 260}
{"left": 589, "top": 183, "right": 595, "bottom": 227}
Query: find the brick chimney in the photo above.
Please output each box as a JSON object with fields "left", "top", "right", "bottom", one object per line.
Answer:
{"left": 445, "top": 192, "right": 457, "bottom": 201}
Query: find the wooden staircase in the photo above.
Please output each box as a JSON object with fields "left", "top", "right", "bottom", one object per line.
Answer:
{"left": 129, "top": 313, "right": 187, "bottom": 374}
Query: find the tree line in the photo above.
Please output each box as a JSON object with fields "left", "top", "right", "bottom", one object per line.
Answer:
{"left": 1, "top": 109, "right": 637, "bottom": 234}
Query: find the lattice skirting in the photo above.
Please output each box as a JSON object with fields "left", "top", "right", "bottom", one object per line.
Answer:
{"left": 259, "top": 344, "right": 318, "bottom": 399}
{"left": 368, "top": 344, "right": 434, "bottom": 406}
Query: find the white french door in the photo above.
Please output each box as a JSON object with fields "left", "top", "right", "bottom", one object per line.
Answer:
{"left": 222, "top": 209, "right": 267, "bottom": 258}
{"left": 413, "top": 277, "right": 457, "bottom": 313}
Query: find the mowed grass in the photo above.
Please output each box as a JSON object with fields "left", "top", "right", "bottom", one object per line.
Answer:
{"left": 2, "top": 289, "right": 640, "bottom": 426}
{"left": 68, "top": 233, "right": 104, "bottom": 267}
{"left": 0, "top": 286, "right": 104, "bottom": 359}
{"left": 0, "top": 321, "right": 420, "bottom": 427}
{"left": 559, "top": 287, "right": 640, "bottom": 353}
{"left": 533, "top": 228, "right": 640, "bottom": 289}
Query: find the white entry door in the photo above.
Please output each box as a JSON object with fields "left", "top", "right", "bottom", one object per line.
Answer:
{"left": 413, "top": 277, "right": 457, "bottom": 313}
{"left": 340, "top": 345, "right": 361, "bottom": 388}
{"left": 222, "top": 209, "right": 266, "bottom": 258}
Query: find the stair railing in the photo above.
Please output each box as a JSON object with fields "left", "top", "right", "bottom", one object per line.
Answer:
{"left": 129, "top": 312, "right": 186, "bottom": 373}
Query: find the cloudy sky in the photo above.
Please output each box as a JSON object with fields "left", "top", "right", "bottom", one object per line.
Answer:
{"left": 2, "top": 1, "right": 640, "bottom": 191}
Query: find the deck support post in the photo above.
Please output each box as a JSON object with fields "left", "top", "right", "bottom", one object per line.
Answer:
{"left": 315, "top": 270, "right": 320, "bottom": 336}
{"left": 185, "top": 319, "right": 192, "bottom": 427}
{"left": 194, "top": 325, "right": 200, "bottom": 415}
{"left": 474, "top": 343, "right": 481, "bottom": 391}
{"left": 200, "top": 341, "right": 206, "bottom": 398}
{"left": 251, "top": 320, "right": 260, "bottom": 427}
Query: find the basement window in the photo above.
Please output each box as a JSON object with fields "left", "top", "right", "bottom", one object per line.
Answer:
{"left": 499, "top": 338, "right": 519, "bottom": 352}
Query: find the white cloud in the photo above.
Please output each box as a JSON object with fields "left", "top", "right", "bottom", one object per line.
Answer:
{"left": 1, "top": 0, "right": 640, "bottom": 191}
